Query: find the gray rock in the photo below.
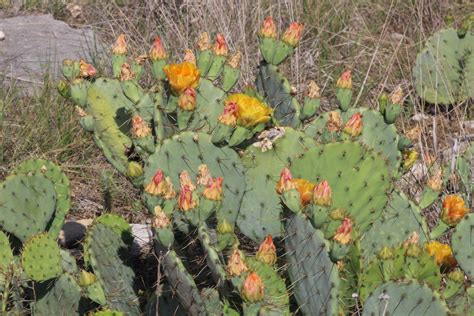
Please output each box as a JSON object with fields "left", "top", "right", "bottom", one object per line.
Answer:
{"left": 0, "top": 14, "right": 101, "bottom": 91}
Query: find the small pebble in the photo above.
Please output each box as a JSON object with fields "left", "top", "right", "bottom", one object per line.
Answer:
{"left": 0, "top": 31, "right": 5, "bottom": 41}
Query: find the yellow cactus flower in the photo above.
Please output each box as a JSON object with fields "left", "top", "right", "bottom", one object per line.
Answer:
{"left": 275, "top": 167, "right": 296, "bottom": 194}
{"left": 259, "top": 16, "right": 277, "bottom": 39}
{"left": 202, "top": 177, "right": 224, "bottom": 201}
{"left": 282, "top": 22, "right": 304, "bottom": 47}
{"left": 225, "top": 94, "right": 273, "bottom": 128}
{"left": 333, "top": 218, "right": 353, "bottom": 245}
{"left": 241, "top": 272, "right": 265, "bottom": 303}
{"left": 256, "top": 235, "right": 277, "bottom": 265}
{"left": 149, "top": 36, "right": 167, "bottom": 61}
{"left": 426, "top": 241, "right": 457, "bottom": 267}
{"left": 292, "top": 178, "right": 315, "bottom": 206}
{"left": 313, "top": 180, "right": 332, "bottom": 206}
{"left": 227, "top": 249, "right": 248, "bottom": 277}
{"left": 112, "top": 34, "right": 127, "bottom": 55}
{"left": 441, "top": 195, "right": 468, "bottom": 226}
{"left": 336, "top": 70, "right": 352, "bottom": 89}
{"left": 163, "top": 62, "right": 200, "bottom": 95}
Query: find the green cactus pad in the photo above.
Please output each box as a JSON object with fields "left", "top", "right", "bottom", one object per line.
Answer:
{"left": 413, "top": 27, "right": 474, "bottom": 104}
{"left": 256, "top": 63, "right": 300, "bottom": 127}
{"left": 32, "top": 273, "right": 83, "bottom": 315}
{"left": 95, "top": 213, "right": 133, "bottom": 244}
{"left": 143, "top": 132, "right": 245, "bottom": 225}
{"left": 285, "top": 213, "right": 340, "bottom": 315}
{"left": 13, "top": 159, "right": 71, "bottom": 238}
{"left": 85, "top": 223, "right": 140, "bottom": 315}
{"left": 0, "top": 174, "right": 57, "bottom": 242}
{"left": 92, "top": 310, "right": 125, "bottom": 316}
{"left": 360, "top": 190, "right": 429, "bottom": 262}
{"left": 86, "top": 78, "right": 133, "bottom": 175}
{"left": 0, "top": 231, "right": 13, "bottom": 269}
{"left": 342, "top": 108, "right": 401, "bottom": 174}
{"left": 194, "top": 78, "right": 226, "bottom": 131}
{"left": 239, "top": 127, "right": 313, "bottom": 241}
{"left": 362, "top": 281, "right": 448, "bottom": 316}
{"left": 290, "top": 141, "right": 391, "bottom": 232}
{"left": 456, "top": 142, "right": 473, "bottom": 196}
{"left": 21, "top": 233, "right": 62, "bottom": 282}
{"left": 452, "top": 214, "right": 474, "bottom": 278}
{"left": 60, "top": 249, "right": 78, "bottom": 274}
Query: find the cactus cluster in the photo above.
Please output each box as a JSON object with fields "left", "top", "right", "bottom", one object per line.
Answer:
{"left": 1, "top": 16, "right": 472, "bottom": 315}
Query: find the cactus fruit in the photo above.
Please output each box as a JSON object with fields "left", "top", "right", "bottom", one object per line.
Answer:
{"left": 285, "top": 213, "right": 339, "bottom": 315}
{"left": 362, "top": 281, "right": 448, "bottom": 315}
{"left": 0, "top": 174, "right": 57, "bottom": 242}
{"left": 84, "top": 223, "right": 140, "bottom": 315}
{"left": 413, "top": 27, "right": 474, "bottom": 104}
{"left": 21, "top": 233, "right": 63, "bottom": 282}
{"left": 451, "top": 214, "right": 474, "bottom": 278}
{"left": 12, "top": 159, "right": 71, "bottom": 238}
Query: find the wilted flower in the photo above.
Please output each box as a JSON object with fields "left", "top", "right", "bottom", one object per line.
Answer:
{"left": 224, "top": 94, "right": 273, "bottom": 128}
{"left": 162, "top": 177, "right": 176, "bottom": 200}
{"left": 256, "top": 235, "right": 277, "bottom": 265}
{"left": 196, "top": 32, "right": 211, "bottom": 51}
{"left": 276, "top": 167, "right": 296, "bottom": 194}
{"left": 163, "top": 62, "right": 200, "bottom": 94}
{"left": 427, "top": 169, "right": 443, "bottom": 191}
{"left": 218, "top": 101, "right": 238, "bottom": 126}
{"left": 441, "top": 195, "right": 468, "bottom": 226}
{"left": 292, "top": 178, "right": 315, "bottom": 206}
{"left": 343, "top": 112, "right": 363, "bottom": 137}
{"left": 213, "top": 34, "right": 228, "bottom": 56}
{"left": 228, "top": 51, "right": 242, "bottom": 68}
{"left": 227, "top": 249, "right": 248, "bottom": 277}
{"left": 145, "top": 170, "right": 165, "bottom": 195}
{"left": 306, "top": 80, "right": 320, "bottom": 98}
{"left": 131, "top": 115, "right": 151, "bottom": 138}
{"left": 178, "top": 185, "right": 197, "bottom": 211}
{"left": 241, "top": 272, "right": 265, "bottom": 302}
{"left": 426, "top": 241, "right": 457, "bottom": 267}
{"left": 179, "top": 170, "right": 196, "bottom": 191}
{"left": 333, "top": 218, "right": 353, "bottom": 245}
{"left": 153, "top": 205, "right": 171, "bottom": 229}
{"left": 313, "top": 180, "right": 332, "bottom": 206}
{"left": 197, "top": 164, "right": 212, "bottom": 186}
{"left": 119, "top": 63, "right": 135, "bottom": 81}
{"left": 282, "top": 22, "right": 304, "bottom": 47}
{"left": 79, "top": 59, "right": 96, "bottom": 78}
{"left": 112, "top": 34, "right": 127, "bottom": 55}
{"left": 336, "top": 70, "right": 352, "bottom": 89}
{"left": 203, "top": 177, "right": 224, "bottom": 201}
{"left": 183, "top": 49, "right": 196, "bottom": 64}
{"left": 259, "top": 16, "right": 277, "bottom": 39}
{"left": 178, "top": 87, "right": 197, "bottom": 111}
{"left": 390, "top": 85, "right": 404, "bottom": 105}
{"left": 149, "top": 36, "right": 167, "bottom": 60}
{"left": 326, "top": 111, "right": 342, "bottom": 132}
{"left": 75, "top": 105, "right": 87, "bottom": 117}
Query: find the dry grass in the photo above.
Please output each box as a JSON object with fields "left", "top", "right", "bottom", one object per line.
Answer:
{"left": 1, "top": 0, "right": 472, "bottom": 223}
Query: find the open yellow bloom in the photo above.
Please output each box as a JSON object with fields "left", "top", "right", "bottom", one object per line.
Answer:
{"left": 292, "top": 178, "right": 315, "bottom": 206}
{"left": 163, "top": 62, "right": 200, "bottom": 95}
{"left": 426, "top": 241, "right": 457, "bottom": 267}
{"left": 441, "top": 195, "right": 468, "bottom": 226}
{"left": 225, "top": 94, "right": 273, "bottom": 128}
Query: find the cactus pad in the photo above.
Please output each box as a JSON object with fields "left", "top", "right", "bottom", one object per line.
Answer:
{"left": 13, "top": 159, "right": 71, "bottom": 238}
{"left": 452, "top": 214, "right": 474, "bottom": 278}
{"left": 362, "top": 281, "right": 448, "bottom": 316}
{"left": 85, "top": 223, "right": 140, "bottom": 315}
{"left": 0, "top": 174, "right": 57, "bottom": 241}
{"left": 0, "top": 231, "right": 13, "bottom": 269}
{"left": 143, "top": 132, "right": 245, "bottom": 224}
{"left": 95, "top": 213, "right": 133, "bottom": 244}
{"left": 285, "top": 213, "right": 339, "bottom": 315}
{"left": 413, "top": 28, "right": 474, "bottom": 104}
{"left": 239, "top": 127, "right": 313, "bottom": 241}
{"left": 360, "top": 190, "right": 429, "bottom": 262}
{"left": 21, "top": 233, "right": 63, "bottom": 282}
{"left": 290, "top": 141, "right": 391, "bottom": 232}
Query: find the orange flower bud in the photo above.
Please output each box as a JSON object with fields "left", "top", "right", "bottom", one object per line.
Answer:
{"left": 326, "top": 111, "right": 342, "bottom": 132}
{"left": 227, "top": 249, "right": 248, "bottom": 277}
{"left": 131, "top": 115, "right": 151, "bottom": 138}
{"left": 213, "top": 34, "right": 228, "bottom": 56}
{"left": 343, "top": 112, "right": 363, "bottom": 137}
{"left": 313, "top": 180, "right": 332, "bottom": 206}
{"left": 178, "top": 87, "right": 197, "bottom": 111}
{"left": 241, "top": 272, "right": 265, "bottom": 303}
{"left": 426, "top": 241, "right": 457, "bottom": 267}
{"left": 256, "top": 235, "right": 277, "bottom": 265}
{"left": 197, "top": 164, "right": 212, "bottom": 186}
{"left": 149, "top": 36, "right": 167, "bottom": 61}
{"left": 336, "top": 70, "right": 352, "bottom": 89}
{"left": 218, "top": 101, "right": 238, "bottom": 126}
{"left": 112, "top": 34, "right": 127, "bottom": 55}
{"left": 282, "top": 22, "right": 304, "bottom": 47}
{"left": 259, "top": 16, "right": 277, "bottom": 39}
{"left": 275, "top": 167, "right": 296, "bottom": 194}
{"left": 79, "top": 59, "right": 96, "bottom": 78}
{"left": 292, "top": 178, "right": 315, "bottom": 206}
{"left": 196, "top": 32, "right": 211, "bottom": 51}
{"left": 119, "top": 63, "right": 135, "bottom": 81}
{"left": 203, "top": 177, "right": 224, "bottom": 201}
{"left": 441, "top": 195, "right": 468, "bottom": 226}
{"left": 333, "top": 218, "right": 353, "bottom": 245}
{"left": 178, "top": 185, "right": 198, "bottom": 211}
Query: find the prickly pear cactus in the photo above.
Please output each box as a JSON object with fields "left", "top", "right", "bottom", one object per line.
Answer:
{"left": 413, "top": 27, "right": 474, "bottom": 104}
{"left": 0, "top": 231, "right": 13, "bottom": 270}
{"left": 21, "top": 233, "right": 63, "bottom": 282}
{"left": 362, "top": 281, "right": 448, "bottom": 315}
{"left": 285, "top": 213, "right": 339, "bottom": 315}
{"left": 452, "top": 214, "right": 474, "bottom": 278}
{"left": 0, "top": 174, "right": 57, "bottom": 241}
